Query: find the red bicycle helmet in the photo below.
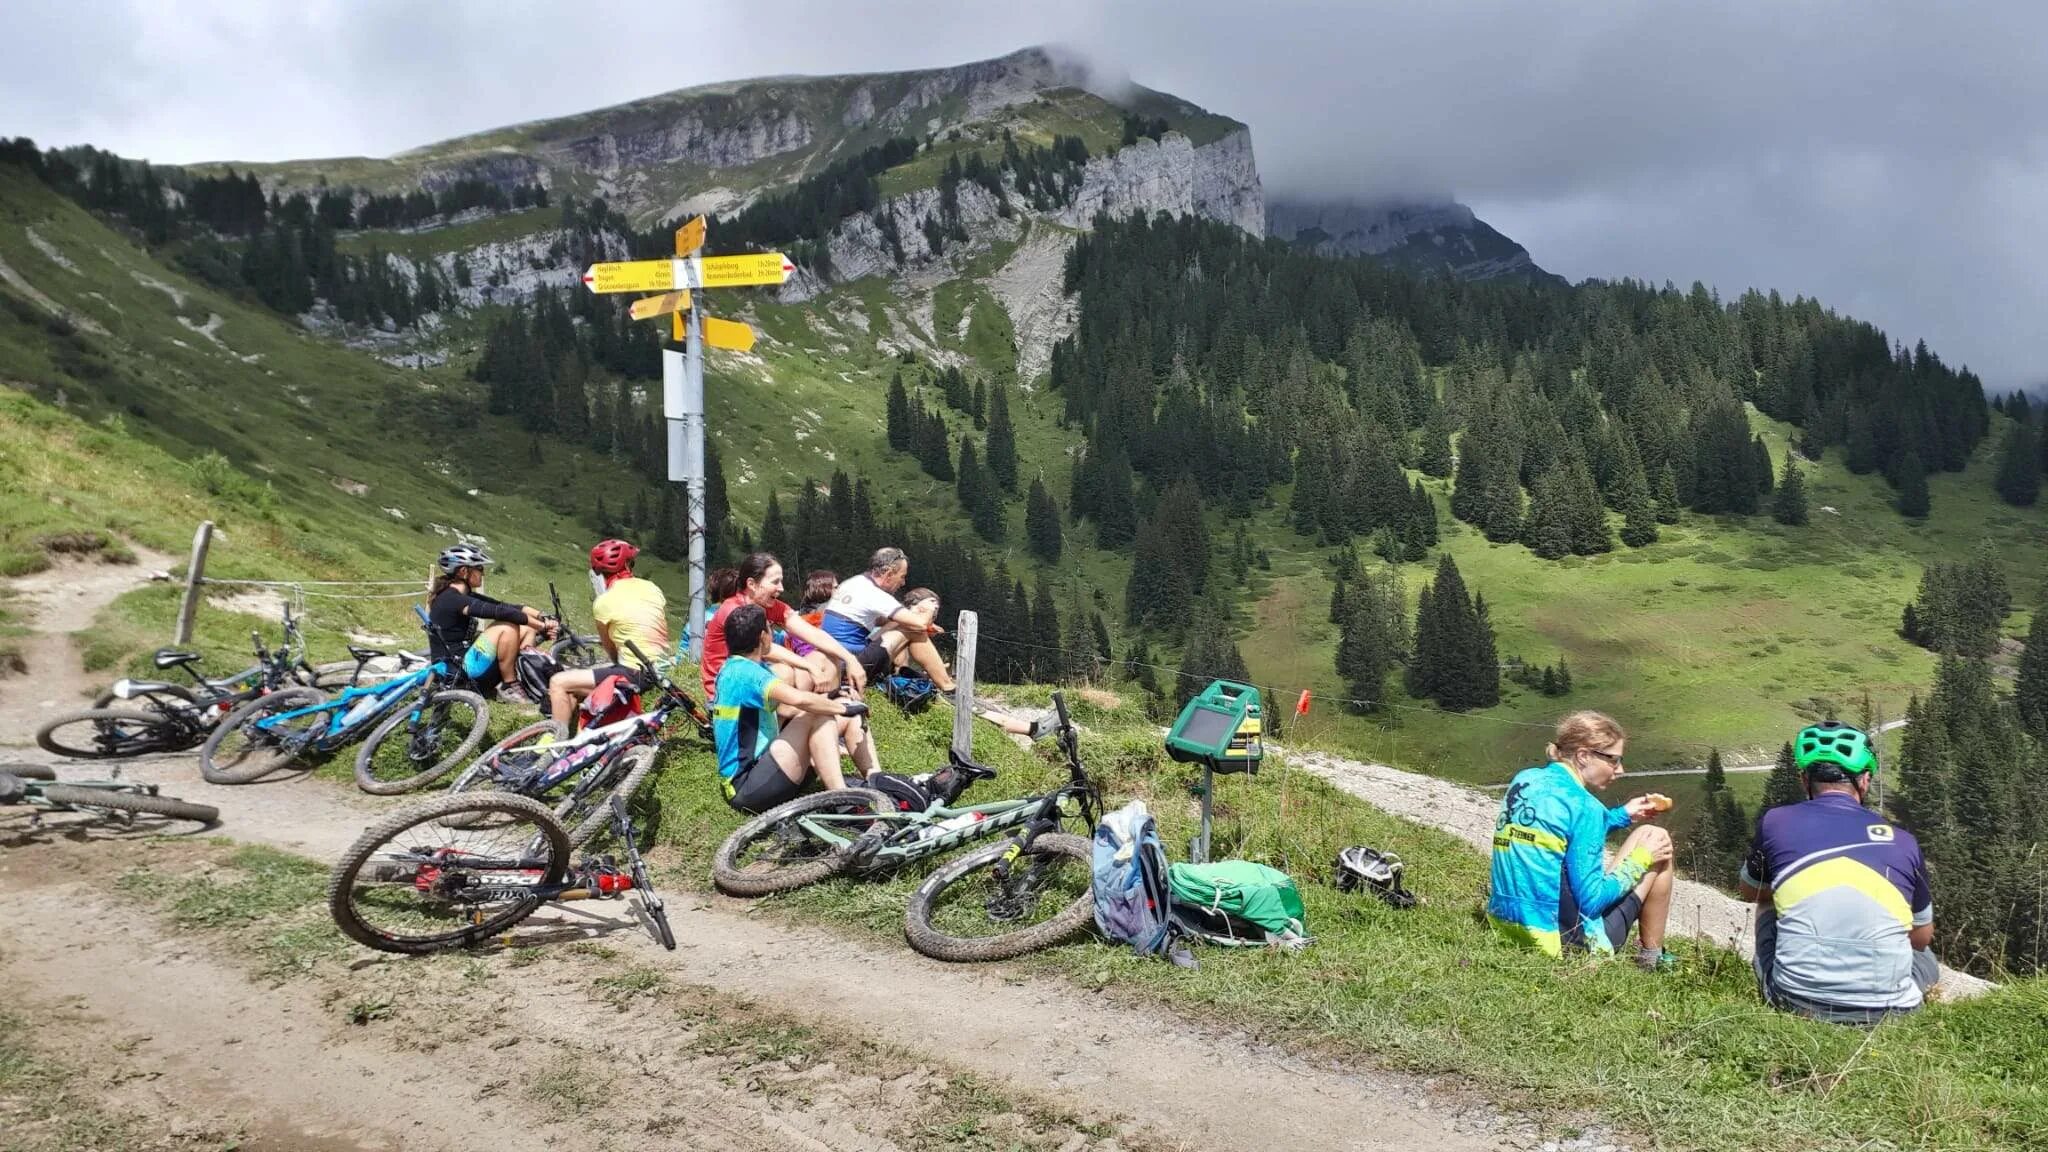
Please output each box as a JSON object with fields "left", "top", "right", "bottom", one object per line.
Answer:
{"left": 589, "top": 538, "right": 639, "bottom": 575}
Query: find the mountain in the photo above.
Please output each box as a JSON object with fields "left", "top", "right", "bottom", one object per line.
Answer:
{"left": 1266, "top": 195, "right": 1559, "bottom": 284}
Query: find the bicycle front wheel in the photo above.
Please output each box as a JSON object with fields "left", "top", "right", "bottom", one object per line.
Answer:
{"left": 36, "top": 708, "right": 190, "bottom": 759}
{"left": 904, "top": 833, "right": 1095, "bottom": 963}
{"left": 353, "top": 689, "right": 491, "bottom": 795}
{"left": 327, "top": 791, "right": 570, "bottom": 954}
{"left": 711, "top": 788, "right": 896, "bottom": 897}
{"left": 557, "top": 745, "right": 659, "bottom": 850}
{"left": 200, "top": 688, "right": 328, "bottom": 784}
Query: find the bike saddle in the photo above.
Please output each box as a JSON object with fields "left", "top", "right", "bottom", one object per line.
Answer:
{"left": 346, "top": 644, "right": 386, "bottom": 663}
{"left": 154, "top": 649, "right": 203, "bottom": 670}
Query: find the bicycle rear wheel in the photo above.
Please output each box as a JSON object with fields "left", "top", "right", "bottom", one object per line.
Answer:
{"left": 327, "top": 792, "right": 570, "bottom": 954}
{"left": 550, "top": 635, "right": 603, "bottom": 670}
{"left": 711, "top": 788, "right": 896, "bottom": 897}
{"left": 353, "top": 689, "right": 491, "bottom": 795}
{"left": 39, "top": 784, "right": 218, "bottom": 828}
{"left": 36, "top": 708, "right": 190, "bottom": 759}
{"left": 200, "top": 688, "right": 328, "bottom": 784}
{"left": 904, "top": 833, "right": 1095, "bottom": 962}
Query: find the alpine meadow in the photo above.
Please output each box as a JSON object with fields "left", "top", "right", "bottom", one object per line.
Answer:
{"left": 2, "top": 37, "right": 2046, "bottom": 1152}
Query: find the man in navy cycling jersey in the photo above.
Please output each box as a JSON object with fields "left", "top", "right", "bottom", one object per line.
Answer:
{"left": 1739, "top": 722, "right": 1939, "bottom": 1023}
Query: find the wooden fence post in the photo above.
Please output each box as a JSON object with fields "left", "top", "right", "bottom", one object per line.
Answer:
{"left": 950, "top": 610, "right": 978, "bottom": 762}
{"left": 173, "top": 520, "right": 213, "bottom": 646}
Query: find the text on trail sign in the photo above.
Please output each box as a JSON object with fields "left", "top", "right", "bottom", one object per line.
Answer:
{"left": 582, "top": 253, "right": 795, "bottom": 294}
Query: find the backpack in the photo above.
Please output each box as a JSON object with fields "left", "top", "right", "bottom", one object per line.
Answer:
{"left": 578, "top": 672, "right": 642, "bottom": 728}
{"left": 1091, "top": 802, "right": 1194, "bottom": 966}
{"left": 1167, "top": 860, "right": 1312, "bottom": 950}
{"left": 515, "top": 650, "right": 562, "bottom": 701}
{"left": 863, "top": 771, "right": 935, "bottom": 812}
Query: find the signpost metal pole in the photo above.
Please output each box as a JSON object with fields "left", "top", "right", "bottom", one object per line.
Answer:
{"left": 682, "top": 306, "right": 708, "bottom": 660}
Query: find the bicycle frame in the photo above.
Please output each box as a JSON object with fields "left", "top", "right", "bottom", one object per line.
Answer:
{"left": 791, "top": 693, "right": 1100, "bottom": 866}
{"left": 255, "top": 661, "right": 448, "bottom": 754}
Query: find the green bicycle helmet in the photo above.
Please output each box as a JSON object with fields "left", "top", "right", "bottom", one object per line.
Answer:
{"left": 1793, "top": 721, "right": 1877, "bottom": 781}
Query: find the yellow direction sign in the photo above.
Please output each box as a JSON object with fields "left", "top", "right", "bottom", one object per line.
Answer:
{"left": 703, "top": 315, "right": 757, "bottom": 351}
{"left": 583, "top": 259, "right": 675, "bottom": 294}
{"left": 628, "top": 289, "right": 692, "bottom": 321}
{"left": 670, "top": 312, "right": 758, "bottom": 351}
{"left": 690, "top": 252, "right": 795, "bottom": 289}
{"left": 674, "top": 215, "right": 706, "bottom": 255}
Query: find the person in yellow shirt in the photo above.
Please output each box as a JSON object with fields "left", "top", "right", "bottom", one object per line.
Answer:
{"left": 548, "top": 539, "right": 671, "bottom": 731}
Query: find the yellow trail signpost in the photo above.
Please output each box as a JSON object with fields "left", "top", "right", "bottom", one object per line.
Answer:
{"left": 585, "top": 215, "right": 775, "bottom": 656}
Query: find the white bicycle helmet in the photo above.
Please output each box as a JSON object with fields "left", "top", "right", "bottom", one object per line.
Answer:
{"left": 437, "top": 544, "right": 491, "bottom": 574}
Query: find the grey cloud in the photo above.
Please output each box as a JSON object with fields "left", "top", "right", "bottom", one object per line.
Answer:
{"left": 2, "top": 0, "right": 2040, "bottom": 385}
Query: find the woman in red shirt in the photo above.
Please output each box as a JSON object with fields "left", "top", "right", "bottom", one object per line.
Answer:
{"left": 699, "top": 553, "right": 867, "bottom": 706}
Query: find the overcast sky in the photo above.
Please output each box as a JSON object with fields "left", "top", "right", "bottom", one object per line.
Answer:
{"left": 5, "top": 1, "right": 2042, "bottom": 389}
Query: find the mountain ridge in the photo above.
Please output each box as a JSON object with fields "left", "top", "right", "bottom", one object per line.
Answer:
{"left": 1267, "top": 194, "right": 1560, "bottom": 284}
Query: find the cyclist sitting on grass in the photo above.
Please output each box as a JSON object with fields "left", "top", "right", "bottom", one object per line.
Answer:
{"left": 820, "top": 548, "right": 953, "bottom": 692}
{"left": 700, "top": 552, "right": 868, "bottom": 709}
{"left": 425, "top": 545, "right": 554, "bottom": 704}
{"left": 1488, "top": 710, "right": 1677, "bottom": 971}
{"left": 547, "top": 538, "right": 669, "bottom": 732}
{"left": 1739, "top": 722, "right": 1938, "bottom": 1024}
{"left": 715, "top": 603, "right": 872, "bottom": 813}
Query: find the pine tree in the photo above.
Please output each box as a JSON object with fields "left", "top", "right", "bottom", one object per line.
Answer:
{"left": 885, "top": 372, "right": 911, "bottom": 450}
{"left": 1521, "top": 469, "right": 1574, "bottom": 560}
{"left": 1091, "top": 611, "right": 1113, "bottom": 665}
{"left": 1020, "top": 474, "right": 1060, "bottom": 560}
{"left": 1653, "top": 463, "right": 1682, "bottom": 525}
{"left": 1772, "top": 454, "right": 1809, "bottom": 526}
{"left": 1761, "top": 741, "right": 1805, "bottom": 816}
{"left": 1418, "top": 407, "right": 1455, "bottom": 477}
{"left": 1029, "top": 572, "right": 1062, "bottom": 681}
{"left": 1614, "top": 433, "right": 1659, "bottom": 547}
{"left": 1993, "top": 421, "right": 2041, "bottom": 507}
{"left": 956, "top": 435, "right": 981, "bottom": 522}
{"left": 971, "top": 377, "right": 988, "bottom": 430}
{"left": 759, "top": 490, "right": 790, "bottom": 562}
{"left": 1896, "top": 449, "right": 1931, "bottom": 518}
{"left": 2018, "top": 609, "right": 2048, "bottom": 739}
{"left": 986, "top": 384, "right": 1018, "bottom": 491}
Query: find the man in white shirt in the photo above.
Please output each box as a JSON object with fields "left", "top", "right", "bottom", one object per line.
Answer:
{"left": 819, "top": 547, "right": 954, "bottom": 691}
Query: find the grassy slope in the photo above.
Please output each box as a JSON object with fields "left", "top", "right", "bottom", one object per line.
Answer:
{"left": 0, "top": 167, "right": 692, "bottom": 677}
{"left": 625, "top": 687, "right": 2044, "bottom": 1152}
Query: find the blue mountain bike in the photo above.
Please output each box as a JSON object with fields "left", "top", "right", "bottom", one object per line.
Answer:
{"left": 200, "top": 645, "right": 490, "bottom": 789}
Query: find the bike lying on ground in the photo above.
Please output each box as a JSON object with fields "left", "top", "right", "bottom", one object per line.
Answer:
{"left": 0, "top": 763, "right": 218, "bottom": 829}
{"left": 713, "top": 692, "right": 1102, "bottom": 962}
{"left": 326, "top": 791, "right": 673, "bottom": 955}
{"left": 441, "top": 644, "right": 707, "bottom": 847}
{"left": 35, "top": 605, "right": 320, "bottom": 760}
{"left": 199, "top": 648, "right": 488, "bottom": 789}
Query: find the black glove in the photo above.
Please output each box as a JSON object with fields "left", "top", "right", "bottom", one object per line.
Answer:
{"left": 840, "top": 701, "right": 870, "bottom": 719}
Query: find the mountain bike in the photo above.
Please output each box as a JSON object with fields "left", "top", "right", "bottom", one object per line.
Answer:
{"left": 441, "top": 644, "right": 707, "bottom": 847}
{"left": 546, "top": 581, "right": 602, "bottom": 670}
{"left": 199, "top": 653, "right": 488, "bottom": 788}
{"left": 35, "top": 605, "right": 321, "bottom": 760}
{"left": 712, "top": 693, "right": 1102, "bottom": 950}
{"left": 326, "top": 791, "right": 673, "bottom": 955}
{"left": 0, "top": 763, "right": 218, "bottom": 829}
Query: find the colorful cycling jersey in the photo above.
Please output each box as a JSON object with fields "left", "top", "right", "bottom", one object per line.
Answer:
{"left": 712, "top": 655, "right": 778, "bottom": 780}
{"left": 1488, "top": 761, "right": 1649, "bottom": 956}
{"left": 1741, "top": 793, "right": 1932, "bottom": 1011}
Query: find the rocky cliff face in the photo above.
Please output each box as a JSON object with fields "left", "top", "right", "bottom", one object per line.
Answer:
{"left": 1268, "top": 196, "right": 1554, "bottom": 283}
{"left": 1057, "top": 128, "right": 1264, "bottom": 236}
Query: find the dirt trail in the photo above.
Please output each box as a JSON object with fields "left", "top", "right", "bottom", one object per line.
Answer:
{"left": 39, "top": 753, "right": 1530, "bottom": 1152}
{"left": 0, "top": 544, "right": 175, "bottom": 746}
{"left": 1, "top": 866, "right": 1133, "bottom": 1152}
